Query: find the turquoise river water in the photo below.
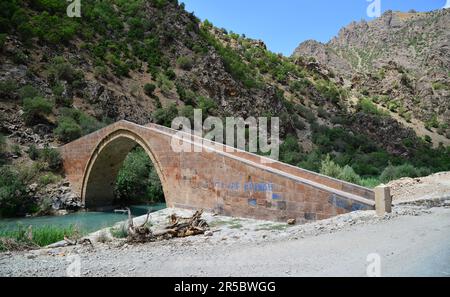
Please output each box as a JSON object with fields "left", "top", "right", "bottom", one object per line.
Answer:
{"left": 0, "top": 203, "right": 166, "bottom": 233}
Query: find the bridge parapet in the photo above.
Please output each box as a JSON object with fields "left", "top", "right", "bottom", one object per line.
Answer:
{"left": 146, "top": 123, "right": 375, "bottom": 201}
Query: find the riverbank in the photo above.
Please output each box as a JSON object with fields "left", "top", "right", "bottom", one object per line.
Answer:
{"left": 0, "top": 203, "right": 166, "bottom": 250}
{"left": 1, "top": 197, "right": 449, "bottom": 276}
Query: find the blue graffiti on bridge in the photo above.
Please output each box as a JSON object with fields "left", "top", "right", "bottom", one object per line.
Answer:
{"left": 200, "top": 180, "right": 283, "bottom": 201}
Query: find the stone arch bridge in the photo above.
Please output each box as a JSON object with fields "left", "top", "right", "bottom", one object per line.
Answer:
{"left": 59, "top": 121, "right": 380, "bottom": 223}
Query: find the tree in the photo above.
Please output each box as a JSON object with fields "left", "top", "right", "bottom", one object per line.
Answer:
{"left": 115, "top": 147, "right": 164, "bottom": 204}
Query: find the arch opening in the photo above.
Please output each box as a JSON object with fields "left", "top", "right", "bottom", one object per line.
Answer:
{"left": 82, "top": 132, "right": 167, "bottom": 210}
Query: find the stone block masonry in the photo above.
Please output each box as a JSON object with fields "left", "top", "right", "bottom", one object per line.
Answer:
{"left": 60, "top": 120, "right": 377, "bottom": 223}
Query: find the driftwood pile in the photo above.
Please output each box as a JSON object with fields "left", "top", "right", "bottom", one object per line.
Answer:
{"left": 126, "top": 209, "right": 209, "bottom": 243}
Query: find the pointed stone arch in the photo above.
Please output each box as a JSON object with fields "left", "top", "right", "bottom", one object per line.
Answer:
{"left": 81, "top": 129, "right": 167, "bottom": 208}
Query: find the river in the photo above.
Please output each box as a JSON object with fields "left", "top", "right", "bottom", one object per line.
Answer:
{"left": 0, "top": 203, "right": 166, "bottom": 234}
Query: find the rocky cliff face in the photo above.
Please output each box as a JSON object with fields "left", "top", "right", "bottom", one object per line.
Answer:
{"left": 293, "top": 9, "right": 450, "bottom": 131}
{"left": 294, "top": 9, "right": 449, "bottom": 76}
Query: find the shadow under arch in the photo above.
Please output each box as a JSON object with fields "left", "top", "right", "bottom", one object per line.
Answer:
{"left": 81, "top": 129, "right": 168, "bottom": 209}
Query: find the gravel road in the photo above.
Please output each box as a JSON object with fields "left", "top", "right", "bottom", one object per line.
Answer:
{"left": 1, "top": 201, "right": 449, "bottom": 277}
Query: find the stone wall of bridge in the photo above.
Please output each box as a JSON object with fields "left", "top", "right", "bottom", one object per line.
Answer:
{"left": 59, "top": 120, "right": 375, "bottom": 223}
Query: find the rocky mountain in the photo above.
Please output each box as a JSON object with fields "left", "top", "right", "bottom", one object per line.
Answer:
{"left": 294, "top": 9, "right": 450, "bottom": 137}
{"left": 0, "top": 0, "right": 449, "bottom": 216}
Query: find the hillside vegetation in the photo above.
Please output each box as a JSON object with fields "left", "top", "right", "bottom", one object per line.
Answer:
{"left": 0, "top": 0, "right": 449, "bottom": 217}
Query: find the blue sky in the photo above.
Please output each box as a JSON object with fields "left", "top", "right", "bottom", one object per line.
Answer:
{"left": 181, "top": 0, "right": 448, "bottom": 56}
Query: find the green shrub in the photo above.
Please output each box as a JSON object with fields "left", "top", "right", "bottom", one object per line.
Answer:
{"left": 295, "top": 104, "right": 316, "bottom": 123}
{"left": 94, "top": 65, "right": 107, "bottom": 78}
{"left": 54, "top": 116, "right": 82, "bottom": 142}
{"left": 317, "top": 107, "right": 329, "bottom": 119}
{"left": 152, "top": 103, "right": 178, "bottom": 127}
{"left": 27, "top": 144, "right": 39, "bottom": 161}
{"left": 358, "top": 98, "right": 387, "bottom": 117}
{"left": 176, "top": 83, "right": 196, "bottom": 105}
{"left": 289, "top": 79, "right": 310, "bottom": 94}
{"left": 279, "top": 134, "right": 304, "bottom": 165}
{"left": 165, "top": 68, "right": 176, "bottom": 80}
{"left": 298, "top": 149, "right": 322, "bottom": 172}
{"left": 320, "top": 155, "right": 363, "bottom": 184}
{"left": 11, "top": 144, "right": 21, "bottom": 156}
{"left": 330, "top": 115, "right": 348, "bottom": 125}
{"left": 156, "top": 73, "right": 174, "bottom": 94}
{"left": 78, "top": 112, "right": 104, "bottom": 135}
{"left": 360, "top": 177, "right": 381, "bottom": 188}
{"left": 387, "top": 101, "right": 400, "bottom": 112}
{"left": 151, "top": 0, "right": 167, "bottom": 9}
{"left": 30, "top": 12, "right": 78, "bottom": 44}
{"left": 49, "top": 57, "right": 82, "bottom": 83}
{"left": 379, "top": 163, "right": 429, "bottom": 183}
{"left": 144, "top": 83, "right": 156, "bottom": 96}
{"left": 38, "top": 172, "right": 61, "bottom": 187}
{"left": 338, "top": 165, "right": 362, "bottom": 184}
{"left": 425, "top": 115, "right": 440, "bottom": 130}
{"left": 292, "top": 114, "right": 306, "bottom": 130}
{"left": 198, "top": 96, "right": 217, "bottom": 116}
{"left": 39, "top": 146, "right": 62, "bottom": 171}
{"left": 176, "top": 56, "right": 194, "bottom": 70}
{"left": 55, "top": 109, "right": 105, "bottom": 142}
{"left": 52, "top": 83, "right": 64, "bottom": 97}
{"left": 315, "top": 79, "right": 341, "bottom": 103}
{"left": 0, "top": 79, "right": 18, "bottom": 100}
{"left": 432, "top": 82, "right": 448, "bottom": 91}
{"left": 27, "top": 144, "right": 62, "bottom": 172}
{"left": 22, "top": 97, "right": 54, "bottom": 125}
{"left": 320, "top": 155, "right": 342, "bottom": 179}
{"left": 0, "top": 166, "right": 33, "bottom": 218}
{"left": 18, "top": 85, "right": 40, "bottom": 100}
{"left": 403, "top": 112, "right": 412, "bottom": 123}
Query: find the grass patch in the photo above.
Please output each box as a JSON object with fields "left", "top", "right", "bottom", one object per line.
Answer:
{"left": 0, "top": 224, "right": 80, "bottom": 251}
{"left": 209, "top": 218, "right": 243, "bottom": 229}
{"left": 208, "top": 220, "right": 230, "bottom": 228}
{"left": 255, "top": 223, "right": 290, "bottom": 231}
{"left": 228, "top": 222, "right": 243, "bottom": 229}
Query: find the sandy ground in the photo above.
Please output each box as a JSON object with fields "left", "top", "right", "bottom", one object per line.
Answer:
{"left": 389, "top": 172, "right": 450, "bottom": 203}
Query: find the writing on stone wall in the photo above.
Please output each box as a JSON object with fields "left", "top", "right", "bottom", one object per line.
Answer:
{"left": 212, "top": 181, "right": 274, "bottom": 192}
{"left": 199, "top": 180, "right": 279, "bottom": 193}
{"left": 196, "top": 179, "right": 284, "bottom": 202}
